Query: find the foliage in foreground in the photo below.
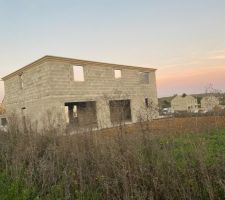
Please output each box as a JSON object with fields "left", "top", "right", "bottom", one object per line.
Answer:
{"left": 0, "top": 122, "right": 225, "bottom": 199}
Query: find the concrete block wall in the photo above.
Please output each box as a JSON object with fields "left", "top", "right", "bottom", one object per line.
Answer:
{"left": 4, "top": 62, "right": 51, "bottom": 106}
{"left": 3, "top": 57, "right": 158, "bottom": 131}
{"left": 47, "top": 61, "right": 157, "bottom": 99}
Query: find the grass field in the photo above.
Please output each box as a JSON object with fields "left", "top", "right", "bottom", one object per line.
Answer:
{"left": 0, "top": 116, "right": 225, "bottom": 200}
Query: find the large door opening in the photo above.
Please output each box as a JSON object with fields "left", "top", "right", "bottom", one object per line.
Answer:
{"left": 109, "top": 100, "right": 132, "bottom": 124}
{"left": 65, "top": 101, "right": 98, "bottom": 129}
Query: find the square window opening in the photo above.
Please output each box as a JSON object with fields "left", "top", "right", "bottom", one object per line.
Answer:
{"left": 114, "top": 69, "right": 122, "bottom": 79}
{"left": 140, "top": 72, "right": 150, "bottom": 84}
{"left": 73, "top": 66, "right": 84, "bottom": 82}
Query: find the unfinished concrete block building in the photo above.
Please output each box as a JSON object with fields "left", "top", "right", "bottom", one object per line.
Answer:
{"left": 2, "top": 56, "right": 158, "bottom": 130}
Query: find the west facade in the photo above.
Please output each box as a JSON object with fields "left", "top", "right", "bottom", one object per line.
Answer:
{"left": 2, "top": 56, "right": 158, "bottom": 131}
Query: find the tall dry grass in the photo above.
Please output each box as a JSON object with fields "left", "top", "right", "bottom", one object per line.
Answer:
{"left": 0, "top": 116, "right": 225, "bottom": 199}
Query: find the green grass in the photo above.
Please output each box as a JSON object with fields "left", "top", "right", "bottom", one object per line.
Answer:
{"left": 172, "top": 130, "right": 225, "bottom": 166}
{"left": 0, "top": 128, "right": 225, "bottom": 199}
{"left": 0, "top": 173, "right": 38, "bottom": 200}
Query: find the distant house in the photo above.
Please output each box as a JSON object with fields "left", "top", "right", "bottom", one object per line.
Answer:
{"left": 171, "top": 95, "right": 198, "bottom": 112}
{"left": 201, "top": 96, "right": 220, "bottom": 111}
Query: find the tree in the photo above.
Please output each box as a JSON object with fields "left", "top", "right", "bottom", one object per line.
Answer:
{"left": 163, "top": 100, "right": 171, "bottom": 108}
{"left": 182, "top": 93, "right": 187, "bottom": 98}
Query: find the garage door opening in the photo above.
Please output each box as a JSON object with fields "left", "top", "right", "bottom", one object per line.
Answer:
{"left": 109, "top": 100, "right": 132, "bottom": 124}
{"left": 65, "top": 101, "right": 98, "bottom": 129}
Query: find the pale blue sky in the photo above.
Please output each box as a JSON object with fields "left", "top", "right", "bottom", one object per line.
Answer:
{"left": 0, "top": 0, "right": 225, "bottom": 101}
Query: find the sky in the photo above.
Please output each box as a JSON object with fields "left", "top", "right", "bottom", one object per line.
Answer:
{"left": 0, "top": 0, "right": 225, "bottom": 102}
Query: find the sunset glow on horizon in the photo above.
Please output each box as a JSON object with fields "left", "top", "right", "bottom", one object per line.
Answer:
{"left": 0, "top": 0, "right": 225, "bottom": 101}
{"left": 157, "top": 65, "right": 225, "bottom": 97}
{"left": 156, "top": 49, "right": 225, "bottom": 96}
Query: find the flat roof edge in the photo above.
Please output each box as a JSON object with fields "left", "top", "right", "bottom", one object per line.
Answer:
{"left": 2, "top": 55, "right": 157, "bottom": 80}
